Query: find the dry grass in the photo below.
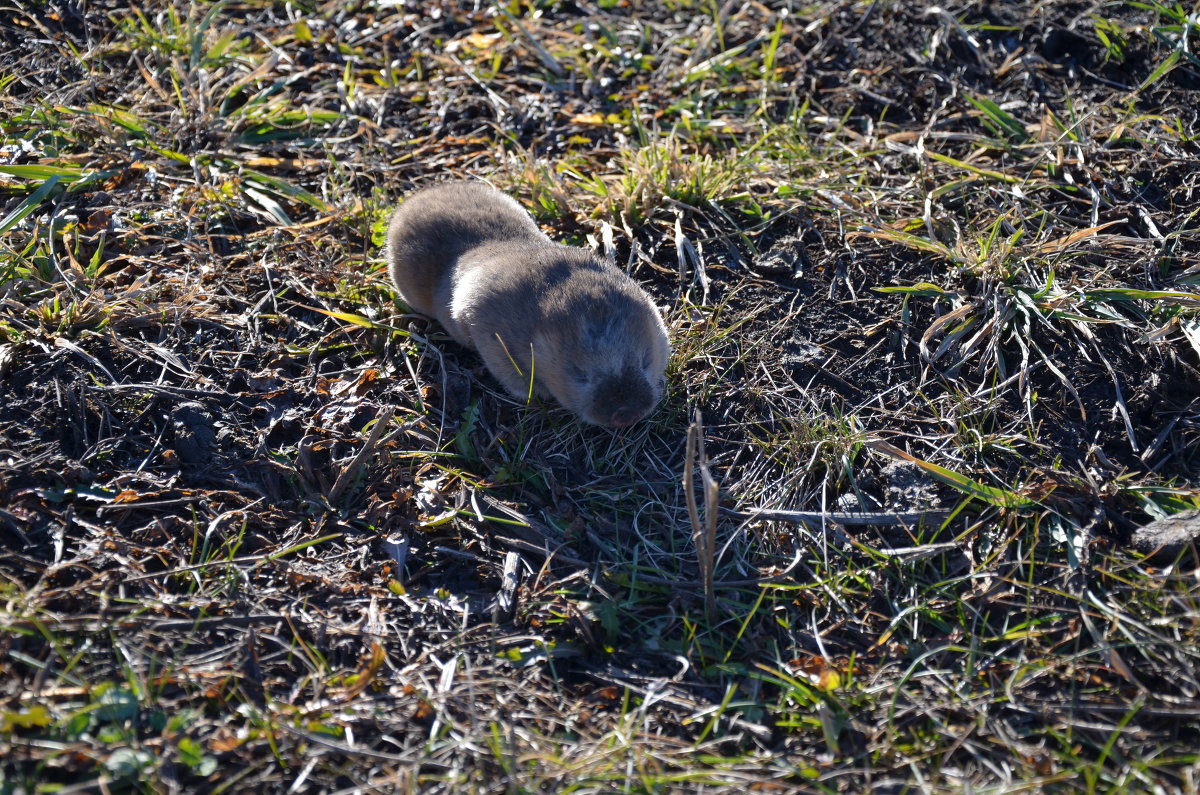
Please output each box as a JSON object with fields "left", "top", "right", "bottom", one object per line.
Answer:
{"left": 2, "top": 0, "right": 1199, "bottom": 792}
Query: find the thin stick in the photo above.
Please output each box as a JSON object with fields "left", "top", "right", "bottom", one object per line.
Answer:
{"left": 726, "top": 507, "right": 952, "bottom": 528}
{"left": 685, "top": 409, "right": 717, "bottom": 621}
{"left": 328, "top": 405, "right": 394, "bottom": 504}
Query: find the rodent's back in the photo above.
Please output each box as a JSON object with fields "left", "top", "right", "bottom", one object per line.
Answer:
{"left": 384, "top": 181, "right": 671, "bottom": 426}
{"left": 386, "top": 182, "right": 545, "bottom": 317}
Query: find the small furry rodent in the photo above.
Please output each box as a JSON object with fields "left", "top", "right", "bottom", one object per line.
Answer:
{"left": 386, "top": 181, "right": 670, "bottom": 427}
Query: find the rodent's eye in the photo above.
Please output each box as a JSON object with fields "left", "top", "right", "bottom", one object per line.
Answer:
{"left": 568, "top": 364, "right": 591, "bottom": 385}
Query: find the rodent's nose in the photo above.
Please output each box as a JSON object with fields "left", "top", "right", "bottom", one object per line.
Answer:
{"left": 594, "top": 368, "right": 655, "bottom": 428}
{"left": 608, "top": 407, "right": 642, "bottom": 428}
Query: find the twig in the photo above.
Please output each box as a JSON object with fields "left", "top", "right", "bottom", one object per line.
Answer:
{"left": 328, "top": 405, "right": 394, "bottom": 504}
{"left": 276, "top": 723, "right": 447, "bottom": 766}
{"left": 616, "top": 542, "right": 806, "bottom": 588}
{"left": 495, "top": 7, "right": 565, "bottom": 78}
{"left": 584, "top": 665, "right": 773, "bottom": 741}
{"left": 685, "top": 409, "right": 718, "bottom": 620}
{"left": 726, "top": 506, "right": 952, "bottom": 528}
{"left": 383, "top": 533, "right": 410, "bottom": 584}
{"left": 495, "top": 551, "right": 522, "bottom": 619}
{"left": 477, "top": 492, "right": 587, "bottom": 563}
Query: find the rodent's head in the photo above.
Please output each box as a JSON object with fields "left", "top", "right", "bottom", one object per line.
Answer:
{"left": 534, "top": 276, "right": 670, "bottom": 428}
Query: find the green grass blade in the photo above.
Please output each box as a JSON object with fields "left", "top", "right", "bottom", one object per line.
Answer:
{"left": 926, "top": 151, "right": 1022, "bottom": 184}
{"left": 873, "top": 282, "right": 953, "bottom": 297}
{"left": 0, "top": 175, "right": 61, "bottom": 234}
{"left": 966, "top": 95, "right": 1029, "bottom": 143}
{"left": 242, "top": 169, "right": 330, "bottom": 212}
{"left": 1139, "top": 49, "right": 1181, "bottom": 91}
{"left": 0, "top": 164, "right": 85, "bottom": 182}
{"left": 869, "top": 440, "right": 1034, "bottom": 509}
{"left": 1084, "top": 288, "right": 1200, "bottom": 306}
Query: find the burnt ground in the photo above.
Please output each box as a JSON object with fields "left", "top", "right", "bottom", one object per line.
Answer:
{"left": 2, "top": 0, "right": 1199, "bottom": 792}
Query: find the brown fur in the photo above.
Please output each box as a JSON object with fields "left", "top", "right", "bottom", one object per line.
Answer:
{"left": 387, "top": 182, "right": 670, "bottom": 427}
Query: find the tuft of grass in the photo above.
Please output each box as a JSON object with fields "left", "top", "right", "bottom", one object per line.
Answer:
{"left": 574, "top": 132, "right": 768, "bottom": 226}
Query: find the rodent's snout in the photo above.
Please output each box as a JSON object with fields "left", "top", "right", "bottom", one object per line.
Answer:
{"left": 607, "top": 406, "right": 643, "bottom": 428}
{"left": 590, "top": 367, "right": 658, "bottom": 428}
